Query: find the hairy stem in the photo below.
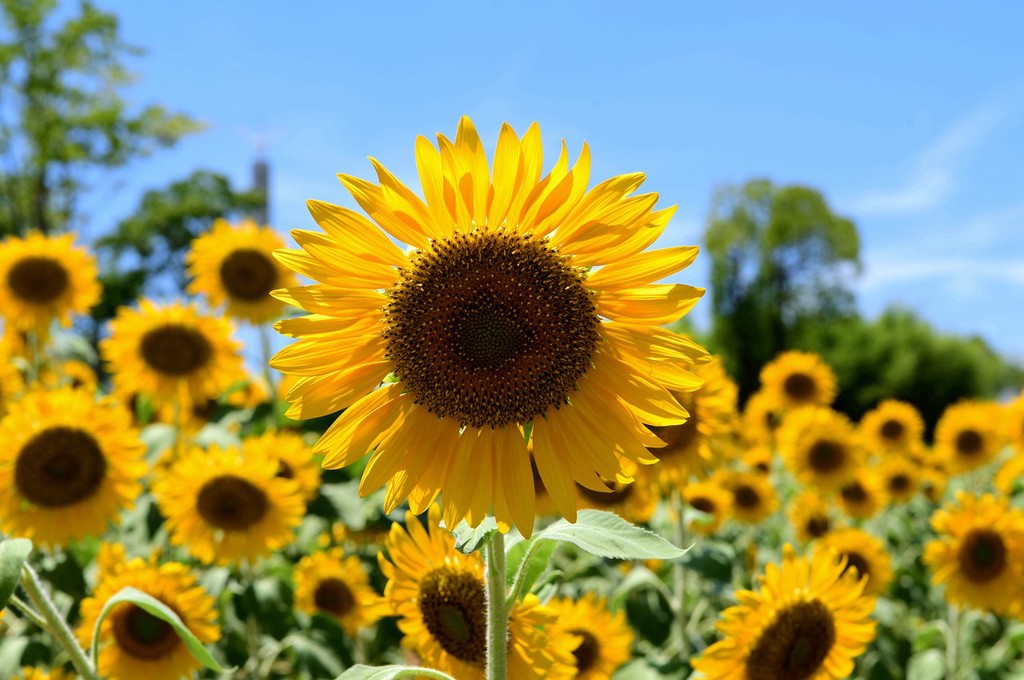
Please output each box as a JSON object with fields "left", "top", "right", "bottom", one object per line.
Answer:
{"left": 485, "top": 530, "right": 508, "bottom": 680}
{"left": 21, "top": 563, "right": 98, "bottom": 680}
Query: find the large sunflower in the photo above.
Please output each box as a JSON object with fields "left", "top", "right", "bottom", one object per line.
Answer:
{"left": 76, "top": 554, "right": 220, "bottom": 680}
{"left": 102, "top": 300, "right": 245, "bottom": 408}
{"left": 818, "top": 528, "right": 893, "bottom": 597}
{"left": 693, "top": 544, "right": 876, "bottom": 680}
{"left": 293, "top": 547, "right": 386, "bottom": 634}
{"left": 778, "top": 407, "right": 863, "bottom": 492}
{"left": 0, "top": 232, "right": 100, "bottom": 334}
{"left": 271, "top": 117, "right": 707, "bottom": 535}
{"left": 934, "top": 401, "right": 1005, "bottom": 474}
{"left": 646, "top": 357, "right": 737, "bottom": 486}
{"left": 857, "top": 399, "right": 924, "bottom": 455}
{"left": 924, "top": 492, "right": 1024, "bottom": 616}
{"left": 547, "top": 594, "right": 633, "bottom": 680}
{"left": 153, "top": 444, "right": 305, "bottom": 565}
{"left": 0, "top": 388, "right": 145, "bottom": 547}
{"left": 187, "top": 218, "right": 296, "bottom": 323}
{"left": 759, "top": 351, "right": 837, "bottom": 411}
{"left": 378, "top": 505, "right": 575, "bottom": 679}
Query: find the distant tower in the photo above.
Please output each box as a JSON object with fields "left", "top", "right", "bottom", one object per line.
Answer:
{"left": 252, "top": 158, "right": 269, "bottom": 225}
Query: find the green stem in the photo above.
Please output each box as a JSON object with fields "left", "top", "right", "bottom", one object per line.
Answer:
{"left": 485, "top": 531, "right": 508, "bottom": 680}
{"left": 671, "top": 489, "right": 689, "bottom": 661}
{"left": 946, "top": 604, "right": 960, "bottom": 680}
{"left": 8, "top": 593, "right": 50, "bottom": 631}
{"left": 258, "top": 322, "right": 277, "bottom": 397}
{"left": 20, "top": 563, "right": 98, "bottom": 680}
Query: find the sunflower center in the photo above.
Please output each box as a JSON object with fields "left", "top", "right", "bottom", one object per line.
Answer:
{"left": 219, "top": 248, "right": 279, "bottom": 301}
{"left": 569, "top": 628, "right": 600, "bottom": 675}
{"left": 840, "top": 482, "right": 867, "bottom": 503}
{"left": 889, "top": 473, "right": 911, "bottom": 493}
{"left": 689, "top": 496, "right": 715, "bottom": 514}
{"left": 7, "top": 256, "right": 70, "bottom": 304}
{"left": 384, "top": 230, "right": 599, "bottom": 429}
{"left": 744, "top": 599, "right": 836, "bottom": 680}
{"left": 650, "top": 397, "right": 699, "bottom": 457}
{"left": 313, "top": 577, "right": 356, "bottom": 618}
{"left": 576, "top": 480, "right": 634, "bottom": 505}
{"left": 277, "top": 460, "right": 295, "bottom": 480}
{"left": 191, "top": 398, "right": 219, "bottom": 421}
{"left": 419, "top": 566, "right": 487, "bottom": 664}
{"left": 955, "top": 430, "right": 983, "bottom": 457}
{"left": 196, "top": 475, "right": 268, "bottom": 531}
{"left": 880, "top": 419, "right": 905, "bottom": 441}
{"left": 958, "top": 529, "right": 1006, "bottom": 583}
{"left": 734, "top": 484, "right": 761, "bottom": 510}
{"left": 783, "top": 373, "right": 816, "bottom": 402}
{"left": 808, "top": 440, "right": 844, "bottom": 473}
{"left": 140, "top": 324, "right": 213, "bottom": 376}
{"left": 806, "top": 515, "right": 830, "bottom": 538}
{"left": 112, "top": 604, "right": 179, "bottom": 660}
{"left": 14, "top": 426, "right": 106, "bottom": 507}
{"left": 841, "top": 551, "right": 871, "bottom": 581}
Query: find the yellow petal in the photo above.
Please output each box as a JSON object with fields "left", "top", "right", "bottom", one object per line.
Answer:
{"left": 487, "top": 123, "right": 524, "bottom": 229}
{"left": 317, "top": 385, "right": 404, "bottom": 467}
{"left": 588, "top": 245, "right": 700, "bottom": 290}
{"left": 271, "top": 284, "right": 385, "bottom": 318}
{"left": 285, "top": 360, "right": 390, "bottom": 419}
{"left": 455, "top": 116, "right": 490, "bottom": 227}
{"left": 306, "top": 199, "right": 406, "bottom": 265}
{"left": 271, "top": 334, "right": 385, "bottom": 376}
{"left": 597, "top": 284, "right": 704, "bottom": 325}
{"left": 530, "top": 423, "right": 577, "bottom": 521}
{"left": 415, "top": 136, "right": 457, "bottom": 237}
{"left": 338, "top": 173, "right": 431, "bottom": 249}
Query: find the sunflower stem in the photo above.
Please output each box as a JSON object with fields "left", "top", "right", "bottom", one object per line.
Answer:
{"left": 485, "top": 530, "right": 508, "bottom": 680}
{"left": 946, "top": 604, "right": 960, "bottom": 680}
{"left": 20, "top": 563, "right": 99, "bottom": 680}
{"left": 8, "top": 593, "right": 51, "bottom": 631}
{"left": 258, "top": 321, "right": 277, "bottom": 406}
{"left": 671, "top": 489, "right": 689, "bottom": 661}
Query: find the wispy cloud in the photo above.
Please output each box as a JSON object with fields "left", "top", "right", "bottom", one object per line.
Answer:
{"left": 861, "top": 254, "right": 1024, "bottom": 291}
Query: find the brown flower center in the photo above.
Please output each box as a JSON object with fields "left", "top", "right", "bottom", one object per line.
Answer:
{"left": 569, "top": 628, "right": 600, "bottom": 675}
{"left": 140, "top": 324, "right": 213, "bottom": 376}
{"left": 957, "top": 529, "right": 1006, "bottom": 583}
{"left": 418, "top": 566, "right": 487, "bottom": 665}
{"left": 112, "top": 603, "right": 179, "bottom": 660}
{"left": 314, "top": 577, "right": 356, "bottom": 618}
{"left": 888, "top": 473, "right": 912, "bottom": 494}
{"left": 880, "top": 419, "right": 905, "bottom": 442}
{"left": 806, "top": 515, "right": 830, "bottom": 538}
{"left": 841, "top": 551, "right": 871, "bottom": 581}
{"left": 840, "top": 481, "right": 867, "bottom": 504}
{"left": 6, "top": 256, "right": 69, "bottom": 304}
{"left": 808, "top": 440, "right": 845, "bottom": 474}
{"left": 219, "top": 248, "right": 279, "bottom": 301}
{"left": 576, "top": 480, "right": 634, "bottom": 506}
{"left": 734, "top": 484, "right": 761, "bottom": 510}
{"left": 955, "top": 429, "right": 983, "bottom": 457}
{"left": 14, "top": 426, "right": 106, "bottom": 507}
{"left": 783, "top": 372, "right": 817, "bottom": 402}
{"left": 689, "top": 496, "right": 716, "bottom": 514}
{"left": 744, "top": 599, "right": 836, "bottom": 680}
{"left": 384, "top": 230, "right": 599, "bottom": 429}
{"left": 196, "top": 475, "right": 268, "bottom": 531}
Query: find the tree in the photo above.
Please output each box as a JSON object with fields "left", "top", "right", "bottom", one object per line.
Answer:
{"left": 704, "top": 179, "right": 860, "bottom": 402}
{"left": 0, "top": 0, "right": 198, "bottom": 236}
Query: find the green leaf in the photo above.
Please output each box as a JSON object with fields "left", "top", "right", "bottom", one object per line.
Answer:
{"left": 907, "top": 649, "right": 945, "bottom": 680}
{"left": 610, "top": 566, "right": 673, "bottom": 611}
{"left": 0, "top": 538, "right": 32, "bottom": 610}
{"left": 451, "top": 517, "right": 498, "bottom": 554}
{"left": 532, "top": 510, "right": 687, "bottom": 560}
{"left": 505, "top": 538, "right": 556, "bottom": 603}
{"left": 335, "top": 664, "right": 456, "bottom": 679}
{"left": 682, "top": 542, "right": 735, "bottom": 583}
{"left": 90, "top": 586, "right": 233, "bottom": 673}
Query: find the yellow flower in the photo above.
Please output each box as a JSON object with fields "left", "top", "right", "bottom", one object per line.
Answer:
{"left": 0, "top": 388, "right": 145, "bottom": 547}
{"left": 877, "top": 455, "right": 920, "bottom": 504}
{"left": 102, "top": 300, "right": 245, "bottom": 408}
{"left": 818, "top": 528, "right": 893, "bottom": 597}
{"left": 0, "top": 232, "right": 99, "bottom": 333}
{"left": 741, "top": 389, "right": 783, "bottom": 447}
{"left": 575, "top": 461, "right": 658, "bottom": 524}
{"left": 779, "top": 407, "right": 863, "bottom": 492}
{"left": 837, "top": 470, "right": 886, "bottom": 520}
{"left": 996, "top": 454, "right": 1024, "bottom": 497}
{"left": 154, "top": 444, "right": 305, "bottom": 565}
{"left": 187, "top": 218, "right": 296, "bottom": 323}
{"left": 0, "top": 347, "right": 24, "bottom": 417}
{"left": 682, "top": 479, "right": 732, "bottom": 535}
{"left": 742, "top": 446, "right": 774, "bottom": 475}
{"left": 242, "top": 430, "right": 322, "bottom": 502}
{"left": 19, "top": 668, "right": 76, "bottom": 680}
{"left": 548, "top": 594, "right": 633, "bottom": 679}
{"left": 272, "top": 117, "right": 707, "bottom": 535}
{"left": 1003, "top": 392, "right": 1024, "bottom": 454}
{"left": 759, "top": 351, "right": 837, "bottom": 411}
{"left": 693, "top": 544, "right": 876, "bottom": 680}
{"left": 293, "top": 547, "right": 386, "bottom": 634}
{"left": 925, "top": 492, "right": 1024, "bottom": 616}
{"left": 858, "top": 399, "right": 924, "bottom": 454}
{"left": 76, "top": 556, "right": 220, "bottom": 680}
{"left": 788, "top": 490, "right": 835, "bottom": 543}
{"left": 378, "top": 505, "right": 575, "bottom": 679}
{"left": 715, "top": 470, "right": 778, "bottom": 524}
{"left": 934, "top": 401, "right": 1005, "bottom": 474}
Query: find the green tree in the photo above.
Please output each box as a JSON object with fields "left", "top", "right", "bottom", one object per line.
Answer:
{"left": 0, "top": 0, "right": 198, "bottom": 236}
{"left": 704, "top": 179, "right": 860, "bottom": 402}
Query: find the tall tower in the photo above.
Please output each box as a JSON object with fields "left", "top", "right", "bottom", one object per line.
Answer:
{"left": 252, "top": 158, "right": 269, "bottom": 225}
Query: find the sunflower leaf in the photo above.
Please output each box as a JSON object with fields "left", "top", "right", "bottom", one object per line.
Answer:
{"left": 90, "top": 586, "right": 233, "bottom": 673}
{"left": 505, "top": 536, "right": 557, "bottom": 604}
{"left": 532, "top": 510, "right": 688, "bottom": 560}
{"left": 0, "top": 538, "right": 32, "bottom": 610}
{"left": 451, "top": 517, "right": 498, "bottom": 554}
{"left": 335, "top": 664, "right": 457, "bottom": 679}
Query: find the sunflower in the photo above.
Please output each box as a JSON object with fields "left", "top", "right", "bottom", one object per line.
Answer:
{"left": 742, "top": 389, "right": 784, "bottom": 447}
{"left": 742, "top": 446, "right": 774, "bottom": 475}
{"left": 646, "top": 357, "right": 737, "bottom": 486}
{"left": 575, "top": 461, "right": 658, "bottom": 524}
{"left": 0, "top": 232, "right": 100, "bottom": 334}
{"left": 44, "top": 358, "right": 98, "bottom": 392}
{"left": 271, "top": 117, "right": 708, "bottom": 535}
{"left": 996, "top": 454, "right": 1024, "bottom": 497}
{"left": 0, "top": 348, "right": 24, "bottom": 416}
{"left": 0, "top": 388, "right": 145, "bottom": 547}
{"left": 692, "top": 544, "right": 876, "bottom": 680}
{"left": 153, "top": 443, "right": 305, "bottom": 565}
{"left": 187, "top": 218, "right": 296, "bottom": 323}
{"left": 102, "top": 299, "right": 245, "bottom": 409}
{"left": 788, "top": 491, "right": 835, "bottom": 543}
{"left": 547, "top": 594, "right": 633, "bottom": 680}
{"left": 836, "top": 470, "right": 885, "bottom": 520}
{"left": 242, "top": 430, "right": 321, "bottom": 502}
{"left": 924, "top": 492, "right": 1024, "bottom": 616}
{"left": 857, "top": 399, "right": 924, "bottom": 456}
{"left": 19, "top": 668, "right": 75, "bottom": 680}
{"left": 759, "top": 351, "right": 837, "bottom": 411}
{"left": 934, "top": 401, "right": 1005, "bottom": 474}
{"left": 378, "top": 505, "right": 575, "bottom": 679}
{"left": 715, "top": 470, "right": 778, "bottom": 524}
{"left": 779, "top": 407, "right": 863, "bottom": 492}
{"left": 920, "top": 465, "right": 948, "bottom": 504}
{"left": 76, "top": 555, "right": 220, "bottom": 680}
{"left": 1003, "top": 393, "right": 1024, "bottom": 454}
{"left": 818, "top": 528, "right": 893, "bottom": 597}
{"left": 293, "top": 547, "right": 386, "bottom": 634}
{"left": 682, "top": 479, "right": 732, "bottom": 535}
{"left": 877, "top": 456, "right": 919, "bottom": 504}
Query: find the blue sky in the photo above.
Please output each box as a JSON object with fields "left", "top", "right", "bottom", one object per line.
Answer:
{"left": 85, "top": 2, "right": 1024, "bottom": 361}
